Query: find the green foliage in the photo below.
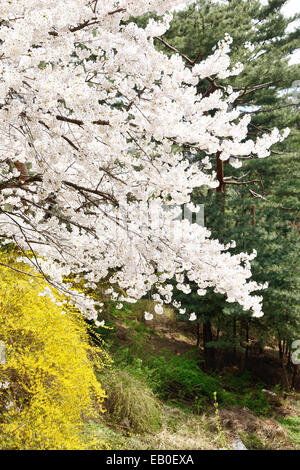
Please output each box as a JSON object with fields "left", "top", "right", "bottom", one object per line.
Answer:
{"left": 111, "top": 331, "right": 271, "bottom": 415}
{"left": 278, "top": 415, "right": 300, "bottom": 446}
{"left": 238, "top": 432, "right": 271, "bottom": 450}
{"left": 83, "top": 420, "right": 148, "bottom": 450}
{"left": 242, "top": 390, "right": 271, "bottom": 416}
{"left": 220, "top": 371, "right": 271, "bottom": 416}
{"left": 111, "top": 339, "right": 221, "bottom": 409}
{"left": 101, "top": 367, "right": 163, "bottom": 433}
{"left": 157, "top": 0, "right": 300, "bottom": 361}
{"left": 163, "top": 0, "right": 300, "bottom": 98}
{"left": 213, "top": 392, "right": 231, "bottom": 450}
{"left": 145, "top": 353, "right": 221, "bottom": 403}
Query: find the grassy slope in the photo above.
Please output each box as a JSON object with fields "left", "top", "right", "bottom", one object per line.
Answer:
{"left": 85, "top": 301, "right": 300, "bottom": 450}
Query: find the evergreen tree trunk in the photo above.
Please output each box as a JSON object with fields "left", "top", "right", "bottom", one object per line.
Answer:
{"left": 281, "top": 356, "right": 290, "bottom": 390}
{"left": 203, "top": 321, "right": 215, "bottom": 368}
{"left": 196, "top": 323, "right": 200, "bottom": 348}
{"left": 216, "top": 151, "right": 225, "bottom": 194}
{"left": 291, "top": 365, "right": 298, "bottom": 390}
{"left": 245, "top": 321, "right": 249, "bottom": 361}
{"left": 259, "top": 339, "right": 264, "bottom": 355}
{"left": 287, "top": 350, "right": 291, "bottom": 367}
{"left": 251, "top": 205, "right": 256, "bottom": 226}
{"left": 285, "top": 341, "right": 289, "bottom": 356}
{"left": 278, "top": 340, "right": 283, "bottom": 360}
{"left": 232, "top": 317, "right": 237, "bottom": 360}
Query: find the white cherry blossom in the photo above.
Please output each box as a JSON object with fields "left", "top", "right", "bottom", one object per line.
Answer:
{"left": 0, "top": 1, "right": 287, "bottom": 322}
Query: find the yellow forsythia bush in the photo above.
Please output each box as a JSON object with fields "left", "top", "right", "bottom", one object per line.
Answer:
{"left": 0, "top": 253, "right": 108, "bottom": 450}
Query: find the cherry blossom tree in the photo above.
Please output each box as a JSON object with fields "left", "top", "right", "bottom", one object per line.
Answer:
{"left": 0, "top": 0, "right": 288, "bottom": 321}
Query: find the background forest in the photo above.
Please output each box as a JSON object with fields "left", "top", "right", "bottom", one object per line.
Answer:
{"left": 0, "top": 0, "right": 299, "bottom": 450}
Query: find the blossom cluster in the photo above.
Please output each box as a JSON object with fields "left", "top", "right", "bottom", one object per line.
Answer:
{"left": 0, "top": 1, "right": 286, "bottom": 321}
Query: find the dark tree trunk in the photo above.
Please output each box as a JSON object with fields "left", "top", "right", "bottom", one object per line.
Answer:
{"left": 287, "top": 349, "right": 291, "bottom": 367}
{"left": 216, "top": 151, "right": 225, "bottom": 193}
{"left": 196, "top": 323, "right": 200, "bottom": 348}
{"left": 281, "top": 356, "right": 290, "bottom": 390}
{"left": 259, "top": 337, "right": 264, "bottom": 355}
{"left": 216, "top": 153, "right": 226, "bottom": 229}
{"left": 232, "top": 317, "right": 237, "bottom": 360}
{"left": 251, "top": 205, "right": 256, "bottom": 226}
{"left": 291, "top": 365, "right": 298, "bottom": 389}
{"left": 278, "top": 340, "right": 283, "bottom": 360}
{"left": 203, "top": 321, "right": 215, "bottom": 368}
{"left": 285, "top": 341, "right": 289, "bottom": 356}
{"left": 245, "top": 321, "right": 249, "bottom": 361}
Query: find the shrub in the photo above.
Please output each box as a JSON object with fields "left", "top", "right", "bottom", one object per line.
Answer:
{"left": 113, "top": 346, "right": 223, "bottom": 409}
{"left": 145, "top": 354, "right": 222, "bottom": 404}
{"left": 0, "top": 253, "right": 107, "bottom": 450}
{"left": 102, "top": 368, "right": 163, "bottom": 433}
{"left": 220, "top": 372, "right": 271, "bottom": 415}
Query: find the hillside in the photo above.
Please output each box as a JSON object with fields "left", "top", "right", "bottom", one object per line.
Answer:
{"left": 84, "top": 303, "right": 300, "bottom": 450}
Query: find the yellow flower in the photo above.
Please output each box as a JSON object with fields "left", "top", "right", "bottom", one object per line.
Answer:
{"left": 0, "top": 252, "right": 108, "bottom": 450}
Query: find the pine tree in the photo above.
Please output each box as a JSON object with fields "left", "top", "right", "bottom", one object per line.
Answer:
{"left": 160, "top": 0, "right": 300, "bottom": 372}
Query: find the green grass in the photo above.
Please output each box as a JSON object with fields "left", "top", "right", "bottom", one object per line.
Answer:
{"left": 144, "top": 353, "right": 220, "bottom": 402}
{"left": 100, "top": 367, "right": 163, "bottom": 433}
{"left": 238, "top": 432, "right": 271, "bottom": 450}
{"left": 93, "top": 300, "right": 295, "bottom": 452}
{"left": 87, "top": 306, "right": 300, "bottom": 450}
{"left": 278, "top": 415, "right": 300, "bottom": 446}
{"left": 111, "top": 340, "right": 271, "bottom": 415}
{"left": 219, "top": 371, "right": 272, "bottom": 416}
{"left": 83, "top": 421, "right": 149, "bottom": 450}
{"left": 84, "top": 406, "right": 219, "bottom": 450}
